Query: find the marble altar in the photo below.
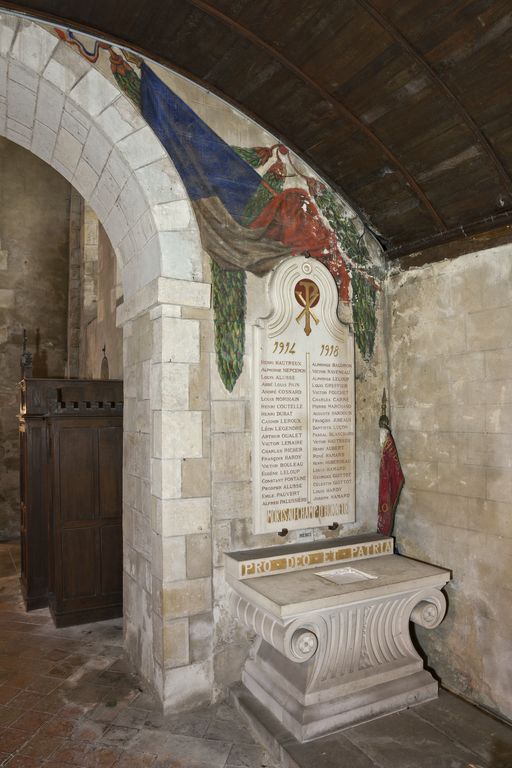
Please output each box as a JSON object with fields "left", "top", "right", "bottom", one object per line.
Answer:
{"left": 226, "top": 537, "right": 450, "bottom": 742}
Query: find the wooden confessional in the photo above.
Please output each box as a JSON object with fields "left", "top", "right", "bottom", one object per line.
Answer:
{"left": 18, "top": 377, "right": 123, "bottom": 627}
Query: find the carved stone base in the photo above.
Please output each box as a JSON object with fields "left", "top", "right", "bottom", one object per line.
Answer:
{"left": 243, "top": 644, "right": 437, "bottom": 741}
{"left": 227, "top": 550, "right": 450, "bottom": 743}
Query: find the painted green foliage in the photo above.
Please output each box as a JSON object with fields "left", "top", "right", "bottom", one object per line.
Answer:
{"left": 237, "top": 150, "right": 286, "bottom": 226}
{"left": 210, "top": 146, "right": 288, "bottom": 392}
{"left": 208, "top": 154, "right": 381, "bottom": 390}
{"left": 211, "top": 260, "right": 246, "bottom": 392}
{"left": 111, "top": 65, "right": 141, "bottom": 107}
{"left": 61, "top": 31, "right": 380, "bottom": 386}
{"left": 315, "top": 188, "right": 379, "bottom": 361}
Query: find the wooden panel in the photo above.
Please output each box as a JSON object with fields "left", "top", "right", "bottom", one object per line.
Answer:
{"left": 5, "top": 0, "right": 512, "bottom": 260}
{"left": 18, "top": 379, "right": 123, "bottom": 626}
{"left": 392, "top": 220, "right": 512, "bottom": 266}
{"left": 58, "top": 427, "right": 96, "bottom": 523}
{"left": 19, "top": 412, "right": 49, "bottom": 610}
{"left": 48, "top": 410, "right": 123, "bottom": 626}
{"left": 98, "top": 426, "right": 122, "bottom": 519}
{"left": 61, "top": 527, "right": 97, "bottom": 600}
{"left": 100, "top": 524, "right": 123, "bottom": 595}
{"left": 26, "top": 423, "right": 48, "bottom": 595}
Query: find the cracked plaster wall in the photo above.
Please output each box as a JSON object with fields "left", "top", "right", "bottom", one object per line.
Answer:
{"left": 388, "top": 246, "right": 512, "bottom": 722}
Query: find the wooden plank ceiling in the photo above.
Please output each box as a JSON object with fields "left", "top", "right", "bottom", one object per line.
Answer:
{"left": 2, "top": 0, "right": 512, "bottom": 263}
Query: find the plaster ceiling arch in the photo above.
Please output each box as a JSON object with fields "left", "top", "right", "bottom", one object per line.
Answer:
{"left": 0, "top": 13, "right": 204, "bottom": 304}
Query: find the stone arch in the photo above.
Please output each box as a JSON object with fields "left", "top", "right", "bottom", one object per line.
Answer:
{"left": 0, "top": 14, "right": 203, "bottom": 298}
{"left": 0, "top": 13, "right": 212, "bottom": 708}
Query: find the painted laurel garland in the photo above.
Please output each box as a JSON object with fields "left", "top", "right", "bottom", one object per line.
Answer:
{"left": 58, "top": 32, "right": 382, "bottom": 390}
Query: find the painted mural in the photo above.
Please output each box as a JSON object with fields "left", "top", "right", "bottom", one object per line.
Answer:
{"left": 58, "top": 31, "right": 382, "bottom": 391}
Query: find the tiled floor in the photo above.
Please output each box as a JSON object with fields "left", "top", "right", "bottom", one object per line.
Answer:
{"left": 233, "top": 684, "right": 512, "bottom": 768}
{"left": 1, "top": 540, "right": 512, "bottom": 768}
{"left": 0, "top": 541, "right": 276, "bottom": 768}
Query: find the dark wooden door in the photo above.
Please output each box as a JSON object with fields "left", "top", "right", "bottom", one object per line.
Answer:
{"left": 48, "top": 416, "right": 123, "bottom": 627}
{"left": 18, "top": 415, "right": 49, "bottom": 610}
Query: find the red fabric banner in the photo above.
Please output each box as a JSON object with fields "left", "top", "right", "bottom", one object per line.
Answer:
{"left": 377, "top": 433, "right": 405, "bottom": 536}
{"left": 248, "top": 188, "right": 351, "bottom": 301}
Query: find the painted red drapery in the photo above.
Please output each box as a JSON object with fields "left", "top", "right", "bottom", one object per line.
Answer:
{"left": 377, "top": 433, "right": 404, "bottom": 537}
{"left": 249, "top": 188, "right": 351, "bottom": 301}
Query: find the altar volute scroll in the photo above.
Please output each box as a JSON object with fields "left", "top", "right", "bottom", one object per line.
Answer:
{"left": 253, "top": 256, "right": 355, "bottom": 534}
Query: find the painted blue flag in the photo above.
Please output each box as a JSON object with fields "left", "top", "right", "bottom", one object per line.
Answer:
{"left": 141, "top": 63, "right": 262, "bottom": 222}
{"left": 140, "top": 63, "right": 290, "bottom": 274}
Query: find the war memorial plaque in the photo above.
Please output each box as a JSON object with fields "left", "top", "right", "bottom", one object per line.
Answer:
{"left": 253, "top": 256, "right": 355, "bottom": 534}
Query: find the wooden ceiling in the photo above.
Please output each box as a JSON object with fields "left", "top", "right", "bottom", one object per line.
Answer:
{"left": 2, "top": 0, "right": 512, "bottom": 263}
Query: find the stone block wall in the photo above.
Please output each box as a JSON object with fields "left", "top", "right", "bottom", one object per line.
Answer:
{"left": 82, "top": 215, "right": 123, "bottom": 379}
{"left": 80, "top": 203, "right": 99, "bottom": 330}
{"left": 0, "top": 135, "right": 70, "bottom": 539}
{"left": 388, "top": 245, "right": 512, "bottom": 721}
{"left": 122, "top": 308, "right": 154, "bottom": 689}
{"left": 66, "top": 188, "right": 81, "bottom": 377}
{"left": 152, "top": 291, "right": 214, "bottom": 709}
{"left": 119, "top": 275, "right": 213, "bottom": 710}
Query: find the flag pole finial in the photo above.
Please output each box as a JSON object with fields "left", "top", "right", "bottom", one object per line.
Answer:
{"left": 379, "top": 388, "right": 390, "bottom": 429}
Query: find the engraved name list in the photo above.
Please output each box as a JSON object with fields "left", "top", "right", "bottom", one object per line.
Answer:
{"left": 253, "top": 257, "right": 355, "bottom": 534}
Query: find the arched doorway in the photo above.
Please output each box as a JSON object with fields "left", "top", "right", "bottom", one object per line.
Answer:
{"left": 0, "top": 14, "right": 210, "bottom": 709}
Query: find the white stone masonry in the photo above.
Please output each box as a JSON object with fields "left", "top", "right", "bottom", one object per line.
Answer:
{"left": 0, "top": 13, "right": 212, "bottom": 711}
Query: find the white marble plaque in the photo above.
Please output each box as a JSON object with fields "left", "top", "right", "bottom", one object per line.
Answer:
{"left": 253, "top": 256, "right": 355, "bottom": 534}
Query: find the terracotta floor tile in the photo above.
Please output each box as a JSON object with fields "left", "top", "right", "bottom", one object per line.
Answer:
{"left": 107, "top": 660, "right": 131, "bottom": 675}
{"left": 0, "top": 707, "right": 25, "bottom": 728}
{"left": 65, "top": 655, "right": 88, "bottom": 668}
{"left": 70, "top": 719, "right": 106, "bottom": 743}
{"left": 87, "top": 704, "right": 123, "bottom": 725}
{"left": 112, "top": 708, "right": 148, "bottom": 729}
{"left": 58, "top": 702, "right": 94, "bottom": 719}
{"left": 0, "top": 662, "right": 24, "bottom": 688}
{"left": 0, "top": 726, "right": 29, "bottom": 752}
{"left": 2, "top": 674, "right": 33, "bottom": 691}
{"left": 128, "top": 728, "right": 170, "bottom": 755}
{"left": 43, "top": 763, "right": 80, "bottom": 768}
{"left": 97, "top": 671, "right": 126, "bottom": 685}
{"left": 8, "top": 692, "right": 45, "bottom": 712}
{"left": 0, "top": 687, "right": 21, "bottom": 706}
{"left": 14, "top": 661, "right": 53, "bottom": 677}
{"left": 49, "top": 742, "right": 87, "bottom": 766}
{"left": 126, "top": 693, "right": 155, "bottom": 712}
{"left": 0, "top": 658, "right": 23, "bottom": 671}
{"left": 112, "top": 753, "right": 156, "bottom": 767}
{"left": 83, "top": 745, "right": 121, "bottom": 768}
{"left": 6, "top": 623, "right": 40, "bottom": 635}
{"left": 38, "top": 717, "right": 76, "bottom": 739}
{"left": 9, "top": 711, "right": 53, "bottom": 735}
{"left": 1, "top": 755, "right": 42, "bottom": 767}
{"left": 44, "top": 649, "right": 69, "bottom": 662}
{"left": 0, "top": 646, "right": 18, "bottom": 658}
{"left": 17, "top": 616, "right": 39, "bottom": 625}
{"left": 18, "top": 734, "right": 64, "bottom": 760}
{"left": 28, "top": 693, "right": 64, "bottom": 715}
{"left": 24, "top": 678, "right": 62, "bottom": 696}
{"left": 99, "top": 725, "right": 138, "bottom": 748}
{"left": 47, "top": 664, "right": 75, "bottom": 680}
